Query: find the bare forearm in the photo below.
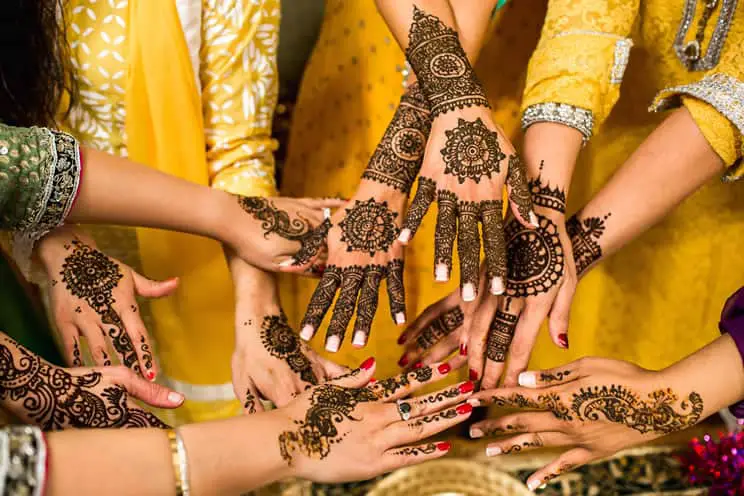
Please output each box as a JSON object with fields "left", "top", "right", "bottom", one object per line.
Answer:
{"left": 69, "top": 148, "right": 238, "bottom": 245}
{"left": 523, "top": 122, "right": 583, "bottom": 190}
{"left": 47, "top": 414, "right": 289, "bottom": 495}
{"left": 570, "top": 108, "right": 724, "bottom": 275}
{"left": 662, "top": 334, "right": 744, "bottom": 420}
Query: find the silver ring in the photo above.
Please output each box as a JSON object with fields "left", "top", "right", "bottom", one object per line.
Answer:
{"left": 396, "top": 399, "right": 412, "bottom": 421}
{"left": 323, "top": 207, "right": 331, "bottom": 219}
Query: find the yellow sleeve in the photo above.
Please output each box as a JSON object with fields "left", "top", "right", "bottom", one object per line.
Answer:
{"left": 200, "top": 0, "right": 280, "bottom": 197}
{"left": 520, "top": 0, "right": 639, "bottom": 141}
{"left": 649, "top": 23, "right": 744, "bottom": 181}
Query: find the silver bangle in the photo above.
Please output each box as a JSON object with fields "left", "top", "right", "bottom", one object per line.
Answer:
{"left": 521, "top": 102, "right": 594, "bottom": 143}
{"left": 1, "top": 426, "right": 46, "bottom": 496}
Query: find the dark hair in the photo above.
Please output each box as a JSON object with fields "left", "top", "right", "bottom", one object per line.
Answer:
{"left": 0, "top": 0, "right": 76, "bottom": 127}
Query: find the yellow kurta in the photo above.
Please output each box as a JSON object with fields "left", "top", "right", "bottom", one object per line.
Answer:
{"left": 63, "top": 0, "right": 279, "bottom": 423}
{"left": 280, "top": 0, "right": 546, "bottom": 380}
{"left": 522, "top": 0, "right": 744, "bottom": 372}
{"left": 283, "top": 0, "right": 744, "bottom": 379}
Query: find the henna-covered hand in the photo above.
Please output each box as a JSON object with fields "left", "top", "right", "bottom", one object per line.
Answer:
{"left": 471, "top": 357, "right": 705, "bottom": 491}
{"left": 0, "top": 333, "right": 181, "bottom": 429}
{"left": 397, "top": 6, "right": 535, "bottom": 302}
{"left": 38, "top": 227, "right": 178, "bottom": 380}
{"left": 274, "top": 357, "right": 475, "bottom": 483}
{"left": 232, "top": 196, "right": 345, "bottom": 276}
{"left": 291, "top": 85, "right": 434, "bottom": 352}
{"left": 232, "top": 310, "right": 350, "bottom": 414}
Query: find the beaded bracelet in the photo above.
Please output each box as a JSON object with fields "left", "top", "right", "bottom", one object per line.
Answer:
{"left": 0, "top": 425, "right": 47, "bottom": 496}
{"left": 719, "top": 285, "right": 744, "bottom": 417}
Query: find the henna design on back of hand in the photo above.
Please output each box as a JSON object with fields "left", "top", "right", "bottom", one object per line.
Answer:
{"left": 539, "top": 370, "right": 571, "bottom": 383}
{"left": 416, "top": 306, "right": 464, "bottom": 351}
{"left": 405, "top": 6, "right": 490, "bottom": 116}
{"left": 566, "top": 212, "right": 611, "bottom": 277}
{"left": 490, "top": 392, "right": 573, "bottom": 421}
{"left": 0, "top": 337, "right": 167, "bottom": 429}
{"left": 339, "top": 198, "right": 399, "bottom": 256}
{"left": 441, "top": 118, "right": 504, "bottom": 184}
{"left": 505, "top": 154, "right": 532, "bottom": 222}
{"left": 61, "top": 241, "right": 141, "bottom": 373}
{"left": 362, "top": 83, "right": 432, "bottom": 192}
{"left": 278, "top": 384, "right": 378, "bottom": 463}
{"left": 370, "top": 366, "right": 434, "bottom": 399}
{"left": 571, "top": 385, "right": 703, "bottom": 435}
{"left": 261, "top": 313, "right": 318, "bottom": 386}
{"left": 293, "top": 218, "right": 331, "bottom": 267}
{"left": 238, "top": 197, "right": 311, "bottom": 240}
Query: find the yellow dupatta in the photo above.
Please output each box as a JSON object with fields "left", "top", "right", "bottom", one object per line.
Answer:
{"left": 126, "top": 0, "right": 239, "bottom": 422}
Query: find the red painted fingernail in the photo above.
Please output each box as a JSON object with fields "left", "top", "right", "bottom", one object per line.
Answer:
{"left": 369, "top": 377, "right": 377, "bottom": 384}
{"left": 469, "top": 368, "right": 479, "bottom": 381}
{"left": 438, "top": 363, "right": 451, "bottom": 375}
{"left": 398, "top": 355, "right": 409, "bottom": 367}
{"left": 558, "top": 333, "right": 569, "bottom": 349}
{"left": 459, "top": 343, "right": 467, "bottom": 356}
{"left": 397, "top": 332, "right": 408, "bottom": 345}
{"left": 361, "top": 357, "right": 375, "bottom": 370}
{"left": 459, "top": 381, "right": 475, "bottom": 394}
{"left": 414, "top": 361, "right": 423, "bottom": 369}
{"left": 146, "top": 370, "right": 155, "bottom": 381}
{"left": 436, "top": 441, "right": 451, "bottom": 452}
{"left": 456, "top": 403, "right": 473, "bottom": 415}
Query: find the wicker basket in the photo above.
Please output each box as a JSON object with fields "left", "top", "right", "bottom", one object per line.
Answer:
{"left": 367, "top": 459, "right": 531, "bottom": 496}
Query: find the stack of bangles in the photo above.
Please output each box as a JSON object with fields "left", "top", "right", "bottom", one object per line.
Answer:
{"left": 719, "top": 285, "right": 744, "bottom": 418}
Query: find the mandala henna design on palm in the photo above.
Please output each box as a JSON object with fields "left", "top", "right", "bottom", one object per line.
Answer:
{"left": 278, "top": 384, "right": 378, "bottom": 463}
{"left": 441, "top": 118, "right": 504, "bottom": 184}
{"left": 238, "top": 196, "right": 311, "bottom": 240}
{"left": 362, "top": 83, "right": 432, "bottom": 192}
{"left": 61, "top": 241, "right": 141, "bottom": 373}
{"left": 261, "top": 314, "right": 318, "bottom": 386}
{"left": 506, "top": 154, "right": 532, "bottom": 222}
{"left": 339, "top": 198, "right": 399, "bottom": 256}
{"left": 416, "top": 306, "right": 464, "bottom": 351}
{"left": 405, "top": 6, "right": 490, "bottom": 116}
{"left": 486, "top": 309, "right": 517, "bottom": 362}
{"left": 0, "top": 337, "right": 167, "bottom": 430}
{"left": 504, "top": 214, "right": 565, "bottom": 298}
{"left": 566, "top": 212, "right": 611, "bottom": 277}
{"left": 571, "top": 385, "right": 703, "bottom": 435}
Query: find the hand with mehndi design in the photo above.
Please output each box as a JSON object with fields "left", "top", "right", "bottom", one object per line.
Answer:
{"left": 232, "top": 196, "right": 346, "bottom": 275}
{"left": 395, "top": 6, "right": 536, "bottom": 303}
{"left": 37, "top": 226, "right": 178, "bottom": 381}
{"left": 0, "top": 333, "right": 180, "bottom": 429}
{"left": 229, "top": 259, "right": 349, "bottom": 413}
{"left": 469, "top": 356, "right": 715, "bottom": 491}
{"left": 275, "top": 357, "right": 476, "bottom": 482}
{"left": 286, "top": 84, "right": 433, "bottom": 352}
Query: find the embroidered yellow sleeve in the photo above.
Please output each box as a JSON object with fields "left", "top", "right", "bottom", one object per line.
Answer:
{"left": 521, "top": 0, "right": 639, "bottom": 138}
{"left": 201, "top": 0, "right": 280, "bottom": 197}
{"left": 650, "top": 27, "right": 744, "bottom": 180}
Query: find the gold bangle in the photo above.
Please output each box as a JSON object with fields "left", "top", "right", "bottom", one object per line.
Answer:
{"left": 167, "top": 429, "right": 188, "bottom": 496}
